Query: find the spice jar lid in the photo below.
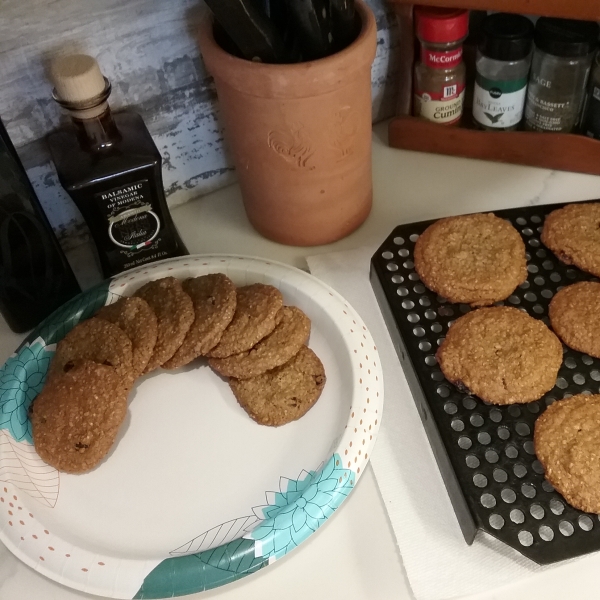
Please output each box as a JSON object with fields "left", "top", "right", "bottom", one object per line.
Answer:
{"left": 415, "top": 6, "right": 469, "bottom": 44}
{"left": 534, "top": 18, "right": 599, "bottom": 58}
{"left": 479, "top": 13, "right": 534, "bottom": 61}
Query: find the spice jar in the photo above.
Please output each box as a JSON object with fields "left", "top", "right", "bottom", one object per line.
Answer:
{"left": 472, "top": 13, "right": 534, "bottom": 131}
{"left": 582, "top": 52, "right": 600, "bottom": 139}
{"left": 524, "top": 18, "right": 599, "bottom": 133}
{"left": 414, "top": 7, "right": 469, "bottom": 125}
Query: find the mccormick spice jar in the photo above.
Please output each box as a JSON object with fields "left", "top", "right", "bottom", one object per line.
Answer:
{"left": 414, "top": 7, "right": 469, "bottom": 125}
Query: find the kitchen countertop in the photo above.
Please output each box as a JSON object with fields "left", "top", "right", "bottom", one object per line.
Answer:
{"left": 3, "top": 121, "right": 600, "bottom": 600}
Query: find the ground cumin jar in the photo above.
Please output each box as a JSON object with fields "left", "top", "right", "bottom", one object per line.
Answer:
{"left": 414, "top": 7, "right": 469, "bottom": 125}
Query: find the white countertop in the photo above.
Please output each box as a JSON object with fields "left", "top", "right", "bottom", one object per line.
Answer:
{"left": 3, "top": 121, "right": 600, "bottom": 600}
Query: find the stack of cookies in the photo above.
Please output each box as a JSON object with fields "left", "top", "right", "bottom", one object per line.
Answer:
{"left": 414, "top": 203, "right": 600, "bottom": 513}
{"left": 30, "top": 274, "right": 326, "bottom": 474}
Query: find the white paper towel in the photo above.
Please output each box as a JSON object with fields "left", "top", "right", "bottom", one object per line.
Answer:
{"left": 306, "top": 245, "right": 566, "bottom": 600}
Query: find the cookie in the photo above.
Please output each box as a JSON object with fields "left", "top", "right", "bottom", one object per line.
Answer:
{"left": 31, "top": 361, "right": 129, "bottom": 474}
{"left": 534, "top": 394, "right": 600, "bottom": 513}
{"left": 207, "top": 283, "right": 283, "bottom": 358}
{"left": 229, "top": 345, "right": 326, "bottom": 426}
{"left": 541, "top": 203, "right": 600, "bottom": 277}
{"left": 414, "top": 213, "right": 527, "bottom": 307}
{"left": 209, "top": 306, "right": 311, "bottom": 379}
{"left": 134, "top": 277, "right": 194, "bottom": 372}
{"left": 549, "top": 281, "right": 600, "bottom": 358}
{"left": 96, "top": 296, "right": 158, "bottom": 377}
{"left": 48, "top": 317, "right": 134, "bottom": 384}
{"left": 162, "top": 274, "right": 237, "bottom": 369}
{"left": 437, "top": 306, "right": 563, "bottom": 404}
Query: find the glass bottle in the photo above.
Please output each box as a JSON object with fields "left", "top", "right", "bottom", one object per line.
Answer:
{"left": 472, "top": 13, "right": 534, "bottom": 131}
{"left": 0, "top": 118, "right": 80, "bottom": 332}
{"left": 524, "top": 18, "right": 599, "bottom": 133}
{"left": 581, "top": 52, "right": 600, "bottom": 139}
{"left": 47, "top": 55, "right": 188, "bottom": 279}
{"left": 413, "top": 7, "right": 469, "bottom": 126}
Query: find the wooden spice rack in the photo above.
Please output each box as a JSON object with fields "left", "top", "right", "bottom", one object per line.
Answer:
{"left": 389, "top": 0, "right": 600, "bottom": 175}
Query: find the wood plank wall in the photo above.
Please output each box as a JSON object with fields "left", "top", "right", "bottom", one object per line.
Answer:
{"left": 0, "top": 0, "right": 400, "bottom": 248}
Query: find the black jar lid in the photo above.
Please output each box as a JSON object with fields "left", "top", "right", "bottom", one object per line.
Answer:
{"left": 479, "top": 13, "right": 534, "bottom": 61}
{"left": 534, "top": 18, "right": 599, "bottom": 58}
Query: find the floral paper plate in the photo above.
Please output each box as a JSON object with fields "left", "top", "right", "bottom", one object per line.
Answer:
{"left": 0, "top": 255, "right": 383, "bottom": 598}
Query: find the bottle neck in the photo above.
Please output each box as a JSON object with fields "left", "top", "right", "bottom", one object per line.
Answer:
{"left": 70, "top": 104, "right": 120, "bottom": 150}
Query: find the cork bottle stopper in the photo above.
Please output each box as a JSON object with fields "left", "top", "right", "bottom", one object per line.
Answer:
{"left": 51, "top": 54, "right": 106, "bottom": 104}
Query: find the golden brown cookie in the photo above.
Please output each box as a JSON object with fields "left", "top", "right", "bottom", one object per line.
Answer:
{"left": 207, "top": 283, "right": 283, "bottom": 359}
{"left": 229, "top": 345, "right": 326, "bottom": 426}
{"left": 209, "top": 306, "right": 311, "bottom": 379}
{"left": 95, "top": 296, "right": 158, "bottom": 377}
{"left": 134, "top": 277, "right": 194, "bottom": 373}
{"left": 535, "top": 394, "right": 600, "bottom": 513}
{"left": 162, "top": 274, "right": 237, "bottom": 369}
{"left": 414, "top": 213, "right": 527, "bottom": 307}
{"left": 48, "top": 317, "right": 134, "bottom": 384}
{"left": 31, "top": 361, "right": 129, "bottom": 474}
{"left": 549, "top": 281, "right": 600, "bottom": 358}
{"left": 437, "top": 306, "right": 563, "bottom": 404}
{"left": 541, "top": 203, "right": 600, "bottom": 277}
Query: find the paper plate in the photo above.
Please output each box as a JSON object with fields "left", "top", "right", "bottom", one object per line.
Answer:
{"left": 0, "top": 255, "right": 383, "bottom": 598}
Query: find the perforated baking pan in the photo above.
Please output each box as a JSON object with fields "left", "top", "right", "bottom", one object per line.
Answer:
{"left": 370, "top": 201, "right": 600, "bottom": 565}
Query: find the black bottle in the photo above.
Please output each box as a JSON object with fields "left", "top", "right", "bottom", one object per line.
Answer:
{"left": 47, "top": 54, "right": 187, "bottom": 278}
{"left": 0, "top": 118, "right": 80, "bottom": 332}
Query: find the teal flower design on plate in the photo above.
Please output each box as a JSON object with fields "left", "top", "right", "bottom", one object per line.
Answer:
{"left": 249, "top": 453, "right": 355, "bottom": 560}
{"left": 0, "top": 339, "right": 53, "bottom": 443}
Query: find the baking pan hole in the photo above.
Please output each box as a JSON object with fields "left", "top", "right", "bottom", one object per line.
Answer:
{"left": 466, "top": 454, "right": 480, "bottom": 469}
{"left": 516, "top": 217, "right": 527, "bottom": 226}
{"left": 530, "top": 215, "right": 542, "bottom": 224}
{"left": 523, "top": 441, "right": 536, "bottom": 455}
{"left": 413, "top": 326, "right": 426, "bottom": 337}
{"left": 462, "top": 396, "right": 477, "bottom": 410}
{"left": 501, "top": 488, "right": 517, "bottom": 503}
{"left": 573, "top": 373, "right": 586, "bottom": 385}
{"left": 550, "top": 499, "right": 565, "bottom": 515}
{"left": 530, "top": 504, "right": 545, "bottom": 520}
{"left": 409, "top": 234, "right": 419, "bottom": 242}
{"left": 398, "top": 248, "right": 409, "bottom": 257}
{"left": 524, "top": 292, "right": 537, "bottom": 302}
{"left": 541, "top": 289, "right": 553, "bottom": 299}
{"left": 419, "top": 297, "right": 431, "bottom": 307}
{"left": 559, "top": 521, "right": 574, "bottom": 537}
{"left": 566, "top": 269, "right": 577, "bottom": 279}
{"left": 470, "top": 414, "right": 484, "bottom": 427}
{"left": 425, "top": 355, "right": 437, "bottom": 366}
{"left": 539, "top": 525, "right": 554, "bottom": 542}
{"left": 536, "top": 248, "right": 546, "bottom": 257}
{"left": 516, "top": 422, "right": 531, "bottom": 436}
{"left": 419, "top": 341, "right": 432, "bottom": 352}
{"left": 424, "top": 310, "right": 436, "bottom": 320}
{"left": 387, "top": 262, "right": 399, "bottom": 272}
{"left": 407, "top": 313, "right": 420, "bottom": 323}
{"left": 532, "top": 460, "right": 545, "bottom": 475}
{"left": 489, "top": 514, "right": 505, "bottom": 530}
{"left": 436, "top": 295, "right": 447, "bottom": 303}
{"left": 393, "top": 236, "right": 405, "bottom": 245}
{"left": 497, "top": 426, "right": 510, "bottom": 440}
{"left": 521, "top": 483, "right": 536, "bottom": 498}
{"left": 485, "top": 449, "right": 499, "bottom": 464}
{"left": 582, "top": 355, "right": 594, "bottom": 366}
{"left": 437, "top": 385, "right": 450, "bottom": 398}
{"left": 508, "top": 295, "right": 521, "bottom": 304}
{"left": 402, "top": 300, "right": 414, "bottom": 310}
{"left": 489, "top": 409, "right": 503, "bottom": 423}
{"left": 436, "top": 337, "right": 445, "bottom": 347}
{"left": 444, "top": 401, "right": 458, "bottom": 415}
{"left": 527, "top": 402, "right": 541, "bottom": 414}
{"left": 522, "top": 227, "right": 533, "bottom": 236}
{"left": 478, "top": 432, "right": 492, "bottom": 445}
{"left": 451, "top": 418, "right": 465, "bottom": 432}
{"left": 545, "top": 397, "right": 556, "bottom": 407}
{"left": 511, "top": 509, "right": 525, "bottom": 524}
{"left": 397, "top": 287, "right": 409, "bottom": 297}
{"left": 555, "top": 377, "right": 568, "bottom": 390}
{"left": 403, "top": 260, "right": 414, "bottom": 269}
{"left": 493, "top": 468, "right": 508, "bottom": 483}
{"left": 480, "top": 493, "right": 496, "bottom": 508}
{"left": 414, "top": 284, "right": 426, "bottom": 294}
{"left": 508, "top": 405, "right": 521, "bottom": 418}
{"left": 542, "top": 260, "right": 554, "bottom": 270}
{"left": 529, "top": 238, "right": 540, "bottom": 248}
{"left": 519, "top": 280, "right": 530, "bottom": 289}
{"left": 518, "top": 530, "right": 534, "bottom": 546}
{"left": 527, "top": 265, "right": 539, "bottom": 274}
{"left": 458, "top": 436, "right": 472, "bottom": 450}
{"left": 439, "top": 306, "right": 454, "bottom": 317}
{"left": 579, "top": 516, "right": 594, "bottom": 532}
{"left": 382, "top": 251, "right": 394, "bottom": 259}
{"left": 473, "top": 473, "right": 488, "bottom": 488}
{"left": 533, "top": 304, "right": 544, "bottom": 314}
{"left": 514, "top": 464, "right": 528, "bottom": 478}
{"left": 536, "top": 226, "right": 543, "bottom": 234}
{"left": 431, "top": 323, "right": 443, "bottom": 333}
{"left": 590, "top": 370, "right": 600, "bottom": 381}
{"left": 542, "top": 480, "right": 555, "bottom": 493}
{"left": 392, "top": 274, "right": 404, "bottom": 284}
{"left": 550, "top": 272, "right": 561, "bottom": 283}
{"left": 565, "top": 357, "right": 577, "bottom": 369}
{"left": 505, "top": 445, "right": 518, "bottom": 459}
{"left": 409, "top": 272, "right": 420, "bottom": 281}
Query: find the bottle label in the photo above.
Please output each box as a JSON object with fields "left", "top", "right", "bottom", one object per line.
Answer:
{"left": 422, "top": 47, "right": 463, "bottom": 69}
{"left": 414, "top": 84, "right": 465, "bottom": 124}
{"left": 583, "top": 85, "right": 600, "bottom": 139}
{"left": 472, "top": 74, "right": 527, "bottom": 128}
{"left": 524, "top": 82, "right": 577, "bottom": 132}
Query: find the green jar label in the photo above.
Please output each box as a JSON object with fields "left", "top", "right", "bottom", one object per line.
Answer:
{"left": 472, "top": 74, "right": 528, "bottom": 128}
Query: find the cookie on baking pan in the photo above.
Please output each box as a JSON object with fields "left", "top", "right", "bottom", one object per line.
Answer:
{"left": 437, "top": 306, "right": 563, "bottom": 404}
{"left": 95, "top": 296, "right": 158, "bottom": 377}
{"left": 31, "top": 361, "right": 129, "bottom": 474}
{"left": 48, "top": 317, "right": 134, "bottom": 384}
{"left": 549, "top": 281, "right": 600, "bottom": 359}
{"left": 541, "top": 202, "right": 600, "bottom": 277}
{"left": 534, "top": 394, "right": 600, "bottom": 513}
{"left": 414, "top": 213, "right": 527, "bottom": 307}
{"left": 162, "top": 274, "right": 237, "bottom": 369}
{"left": 207, "top": 283, "right": 283, "bottom": 358}
{"left": 134, "top": 277, "right": 194, "bottom": 373}
{"left": 229, "top": 345, "right": 326, "bottom": 426}
{"left": 209, "top": 306, "right": 311, "bottom": 379}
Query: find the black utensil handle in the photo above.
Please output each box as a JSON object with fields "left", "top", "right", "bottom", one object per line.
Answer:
{"left": 330, "top": 0, "right": 358, "bottom": 51}
{"left": 284, "top": 0, "right": 332, "bottom": 61}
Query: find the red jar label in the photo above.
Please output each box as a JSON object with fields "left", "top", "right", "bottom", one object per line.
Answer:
{"left": 422, "top": 47, "right": 463, "bottom": 69}
{"left": 414, "top": 82, "right": 465, "bottom": 124}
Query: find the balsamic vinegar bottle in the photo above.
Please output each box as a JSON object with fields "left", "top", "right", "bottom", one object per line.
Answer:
{"left": 47, "top": 54, "right": 188, "bottom": 278}
{"left": 0, "top": 118, "right": 80, "bottom": 333}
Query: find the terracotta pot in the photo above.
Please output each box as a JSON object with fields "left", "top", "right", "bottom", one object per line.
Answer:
{"left": 198, "top": 1, "right": 377, "bottom": 246}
